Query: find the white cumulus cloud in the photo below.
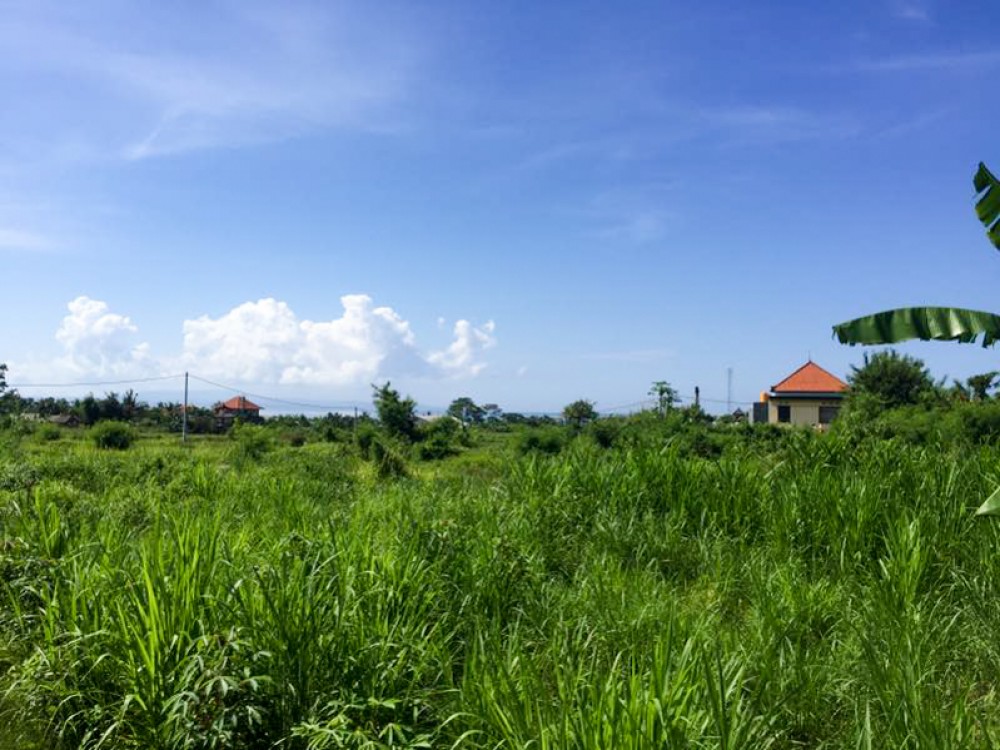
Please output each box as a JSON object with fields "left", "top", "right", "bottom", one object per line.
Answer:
{"left": 428, "top": 320, "right": 497, "bottom": 376}
{"left": 53, "top": 296, "right": 153, "bottom": 377}
{"left": 181, "top": 296, "right": 494, "bottom": 384}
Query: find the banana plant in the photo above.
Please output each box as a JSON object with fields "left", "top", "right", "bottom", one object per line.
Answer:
{"left": 832, "top": 162, "right": 1000, "bottom": 515}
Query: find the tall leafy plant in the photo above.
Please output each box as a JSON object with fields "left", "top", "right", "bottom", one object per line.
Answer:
{"left": 833, "top": 162, "right": 1000, "bottom": 513}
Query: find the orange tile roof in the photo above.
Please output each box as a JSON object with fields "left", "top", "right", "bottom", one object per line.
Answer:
{"left": 771, "top": 361, "right": 847, "bottom": 394}
{"left": 220, "top": 396, "right": 262, "bottom": 411}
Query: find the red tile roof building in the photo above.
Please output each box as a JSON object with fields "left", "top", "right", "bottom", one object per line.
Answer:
{"left": 756, "top": 361, "right": 848, "bottom": 428}
{"left": 214, "top": 395, "right": 263, "bottom": 428}
{"left": 771, "top": 361, "right": 848, "bottom": 396}
{"left": 217, "top": 396, "right": 262, "bottom": 413}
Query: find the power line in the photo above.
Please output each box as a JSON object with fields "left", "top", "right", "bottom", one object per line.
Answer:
{"left": 187, "top": 374, "right": 360, "bottom": 412}
{"left": 8, "top": 373, "right": 184, "bottom": 388}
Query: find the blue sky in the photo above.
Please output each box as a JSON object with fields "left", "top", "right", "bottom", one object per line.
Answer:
{"left": 2, "top": 0, "right": 999, "bottom": 414}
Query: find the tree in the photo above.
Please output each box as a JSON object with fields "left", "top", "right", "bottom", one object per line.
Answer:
{"left": 832, "top": 163, "right": 1000, "bottom": 513}
{"left": 447, "top": 396, "right": 484, "bottom": 425}
{"left": 563, "top": 399, "right": 598, "bottom": 429}
{"left": 847, "top": 350, "right": 934, "bottom": 411}
{"left": 648, "top": 380, "right": 679, "bottom": 415}
{"left": 0, "top": 363, "right": 13, "bottom": 417}
{"left": 966, "top": 371, "right": 999, "bottom": 401}
{"left": 372, "top": 382, "right": 418, "bottom": 441}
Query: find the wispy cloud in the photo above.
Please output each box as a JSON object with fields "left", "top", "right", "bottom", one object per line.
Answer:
{"left": 698, "top": 105, "right": 861, "bottom": 144}
{"left": 891, "top": 0, "right": 931, "bottom": 22}
{"left": 0, "top": 227, "right": 49, "bottom": 251}
{"left": 840, "top": 50, "right": 1000, "bottom": 73}
{"left": 0, "top": 2, "right": 424, "bottom": 160}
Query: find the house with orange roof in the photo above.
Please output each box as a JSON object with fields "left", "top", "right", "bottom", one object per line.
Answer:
{"left": 756, "top": 361, "right": 848, "bottom": 428}
{"left": 213, "top": 395, "right": 263, "bottom": 429}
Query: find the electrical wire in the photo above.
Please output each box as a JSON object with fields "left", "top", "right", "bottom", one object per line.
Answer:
{"left": 187, "top": 374, "right": 360, "bottom": 412}
{"left": 8, "top": 374, "right": 185, "bottom": 388}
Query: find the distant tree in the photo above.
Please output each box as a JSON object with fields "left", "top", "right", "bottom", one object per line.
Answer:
{"left": 847, "top": 350, "right": 935, "bottom": 411}
{"left": 447, "top": 396, "right": 484, "bottom": 425}
{"left": 648, "top": 380, "right": 679, "bottom": 415}
{"left": 481, "top": 403, "right": 503, "bottom": 422}
{"left": 100, "top": 392, "right": 124, "bottom": 422}
{"left": 563, "top": 399, "right": 598, "bottom": 429}
{"left": 967, "top": 371, "right": 1000, "bottom": 401}
{"left": 122, "top": 389, "right": 139, "bottom": 421}
{"left": 372, "top": 382, "right": 418, "bottom": 441}
{"left": 77, "top": 394, "right": 101, "bottom": 426}
{"left": 0, "top": 363, "right": 14, "bottom": 417}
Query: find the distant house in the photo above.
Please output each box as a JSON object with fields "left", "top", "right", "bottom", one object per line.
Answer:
{"left": 47, "top": 414, "right": 80, "bottom": 427}
{"left": 754, "top": 361, "right": 848, "bottom": 428}
{"left": 214, "top": 396, "right": 263, "bottom": 429}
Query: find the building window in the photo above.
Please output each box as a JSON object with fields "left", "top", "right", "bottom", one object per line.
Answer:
{"left": 777, "top": 405, "right": 791, "bottom": 423}
{"left": 819, "top": 405, "right": 840, "bottom": 424}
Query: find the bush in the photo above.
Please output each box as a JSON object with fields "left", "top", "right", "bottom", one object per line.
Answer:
{"left": 417, "top": 417, "right": 461, "bottom": 461}
{"left": 515, "top": 426, "right": 567, "bottom": 456}
{"left": 33, "top": 423, "right": 61, "bottom": 443}
{"left": 355, "top": 423, "right": 379, "bottom": 459}
{"left": 586, "top": 418, "right": 623, "bottom": 449}
{"left": 228, "top": 422, "right": 271, "bottom": 463}
{"left": 371, "top": 437, "right": 409, "bottom": 479}
{"left": 90, "top": 421, "right": 136, "bottom": 450}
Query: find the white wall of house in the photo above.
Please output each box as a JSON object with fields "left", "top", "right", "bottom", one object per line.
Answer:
{"left": 766, "top": 398, "right": 842, "bottom": 427}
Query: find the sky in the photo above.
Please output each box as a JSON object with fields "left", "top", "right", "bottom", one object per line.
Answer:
{"left": 2, "top": 0, "right": 1000, "bottom": 415}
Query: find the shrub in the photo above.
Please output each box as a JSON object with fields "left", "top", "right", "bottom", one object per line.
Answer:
{"left": 371, "top": 437, "right": 409, "bottom": 479}
{"left": 33, "top": 423, "right": 61, "bottom": 443}
{"left": 586, "top": 418, "right": 623, "bottom": 449}
{"left": 90, "top": 421, "right": 136, "bottom": 450}
{"left": 229, "top": 422, "right": 271, "bottom": 463}
{"left": 515, "top": 426, "right": 567, "bottom": 456}
{"left": 355, "top": 423, "right": 379, "bottom": 459}
{"left": 417, "top": 417, "right": 461, "bottom": 461}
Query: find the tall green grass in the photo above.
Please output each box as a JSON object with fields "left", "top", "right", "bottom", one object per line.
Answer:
{"left": 1, "top": 432, "right": 999, "bottom": 747}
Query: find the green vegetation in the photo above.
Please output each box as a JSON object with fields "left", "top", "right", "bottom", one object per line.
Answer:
{"left": 834, "top": 162, "right": 1000, "bottom": 348}
{"left": 89, "top": 420, "right": 137, "bottom": 450}
{"left": 3, "top": 393, "right": 1000, "bottom": 747}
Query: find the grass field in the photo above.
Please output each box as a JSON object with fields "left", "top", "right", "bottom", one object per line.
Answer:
{"left": 2, "top": 426, "right": 1000, "bottom": 748}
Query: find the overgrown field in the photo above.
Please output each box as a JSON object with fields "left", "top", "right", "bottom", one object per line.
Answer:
{"left": 3, "top": 430, "right": 1000, "bottom": 748}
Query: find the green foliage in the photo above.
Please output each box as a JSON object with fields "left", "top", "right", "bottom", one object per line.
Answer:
{"left": 354, "top": 422, "right": 379, "bottom": 459}
{"left": 33, "top": 422, "right": 61, "bottom": 443}
{"left": 847, "top": 349, "right": 935, "bottom": 413}
{"left": 370, "top": 435, "right": 409, "bottom": 478}
{"left": 416, "top": 417, "right": 461, "bottom": 460}
{"left": 648, "top": 380, "right": 679, "bottom": 415}
{"left": 447, "top": 396, "right": 484, "bottom": 425}
{"left": 586, "top": 416, "right": 623, "bottom": 448}
{"left": 372, "top": 382, "right": 418, "bottom": 442}
{"left": 975, "top": 161, "right": 1000, "bottom": 249}
{"left": 89, "top": 420, "right": 136, "bottom": 450}
{"left": 6, "top": 426, "right": 1000, "bottom": 746}
{"left": 515, "top": 426, "right": 567, "bottom": 455}
{"left": 835, "top": 163, "right": 1000, "bottom": 348}
{"left": 965, "top": 370, "right": 999, "bottom": 401}
{"left": 562, "top": 399, "right": 597, "bottom": 429}
{"left": 228, "top": 422, "right": 272, "bottom": 464}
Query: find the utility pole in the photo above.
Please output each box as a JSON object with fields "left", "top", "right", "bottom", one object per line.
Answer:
{"left": 182, "top": 371, "right": 189, "bottom": 443}
{"left": 695, "top": 386, "right": 700, "bottom": 409}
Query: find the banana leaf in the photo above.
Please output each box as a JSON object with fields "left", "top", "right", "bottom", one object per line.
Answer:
{"left": 833, "top": 306, "right": 1000, "bottom": 348}
{"left": 974, "top": 162, "right": 1000, "bottom": 250}
{"left": 977, "top": 485, "right": 1000, "bottom": 516}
